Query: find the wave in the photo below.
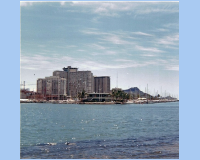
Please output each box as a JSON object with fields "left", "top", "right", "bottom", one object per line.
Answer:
{"left": 20, "top": 135, "right": 179, "bottom": 159}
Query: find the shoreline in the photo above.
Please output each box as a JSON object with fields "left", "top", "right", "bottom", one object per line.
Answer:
{"left": 20, "top": 100, "right": 179, "bottom": 104}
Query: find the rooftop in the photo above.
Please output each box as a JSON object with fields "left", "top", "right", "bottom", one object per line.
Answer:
{"left": 94, "top": 76, "right": 110, "bottom": 78}
{"left": 87, "top": 93, "right": 110, "bottom": 95}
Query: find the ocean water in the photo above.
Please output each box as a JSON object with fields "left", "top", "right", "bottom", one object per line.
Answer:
{"left": 20, "top": 102, "right": 179, "bottom": 159}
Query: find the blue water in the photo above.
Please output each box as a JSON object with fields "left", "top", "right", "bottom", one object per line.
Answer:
{"left": 20, "top": 102, "right": 179, "bottom": 159}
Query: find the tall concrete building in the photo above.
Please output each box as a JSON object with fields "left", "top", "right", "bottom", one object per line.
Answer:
{"left": 53, "top": 66, "right": 94, "bottom": 97}
{"left": 37, "top": 78, "right": 46, "bottom": 94}
{"left": 45, "top": 76, "right": 66, "bottom": 96}
{"left": 37, "top": 76, "right": 66, "bottom": 99}
{"left": 37, "top": 66, "right": 110, "bottom": 99}
{"left": 94, "top": 76, "right": 110, "bottom": 93}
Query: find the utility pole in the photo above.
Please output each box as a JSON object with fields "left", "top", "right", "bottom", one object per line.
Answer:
{"left": 99, "top": 84, "right": 100, "bottom": 102}
{"left": 33, "top": 88, "right": 35, "bottom": 100}
{"left": 147, "top": 84, "right": 148, "bottom": 103}
{"left": 116, "top": 72, "right": 118, "bottom": 88}
{"left": 139, "top": 85, "right": 140, "bottom": 99}
{"left": 58, "top": 78, "right": 59, "bottom": 101}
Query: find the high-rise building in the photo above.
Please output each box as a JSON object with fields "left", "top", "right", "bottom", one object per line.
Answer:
{"left": 45, "top": 76, "right": 66, "bottom": 95}
{"left": 94, "top": 76, "right": 110, "bottom": 93}
{"left": 53, "top": 66, "right": 94, "bottom": 97}
{"left": 37, "top": 78, "right": 46, "bottom": 95}
{"left": 37, "top": 76, "right": 66, "bottom": 99}
{"left": 37, "top": 66, "right": 110, "bottom": 99}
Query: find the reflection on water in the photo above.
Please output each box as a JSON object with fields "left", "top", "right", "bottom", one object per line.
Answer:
{"left": 20, "top": 102, "right": 179, "bottom": 159}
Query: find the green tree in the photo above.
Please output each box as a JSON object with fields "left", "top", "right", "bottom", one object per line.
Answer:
{"left": 111, "top": 89, "right": 129, "bottom": 102}
{"left": 78, "top": 89, "right": 87, "bottom": 100}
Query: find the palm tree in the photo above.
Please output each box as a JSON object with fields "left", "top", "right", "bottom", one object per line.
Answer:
{"left": 78, "top": 89, "right": 87, "bottom": 101}
{"left": 111, "top": 89, "right": 129, "bottom": 102}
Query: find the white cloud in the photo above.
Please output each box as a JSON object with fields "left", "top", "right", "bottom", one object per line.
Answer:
{"left": 105, "top": 51, "right": 117, "bottom": 55}
{"left": 165, "top": 65, "right": 179, "bottom": 71}
{"left": 152, "top": 58, "right": 179, "bottom": 71}
{"left": 114, "top": 59, "right": 133, "bottom": 62}
{"left": 20, "top": 54, "right": 76, "bottom": 71}
{"left": 82, "top": 28, "right": 166, "bottom": 54}
{"left": 19, "top": 53, "right": 150, "bottom": 72}
{"left": 20, "top": 2, "right": 33, "bottom": 7}
{"left": 91, "top": 17, "right": 101, "bottom": 23}
{"left": 132, "top": 32, "right": 153, "bottom": 36}
{"left": 135, "top": 45, "right": 164, "bottom": 53}
{"left": 69, "top": 2, "right": 178, "bottom": 16}
{"left": 77, "top": 49, "right": 85, "bottom": 52}
{"left": 75, "top": 56, "right": 174, "bottom": 71}
{"left": 89, "top": 44, "right": 107, "bottom": 50}
{"left": 70, "top": 2, "right": 130, "bottom": 17}
{"left": 89, "top": 50, "right": 117, "bottom": 56}
{"left": 136, "top": 8, "right": 178, "bottom": 15}
{"left": 81, "top": 29, "right": 111, "bottom": 36}
{"left": 163, "top": 23, "right": 179, "bottom": 29}
{"left": 155, "top": 28, "right": 169, "bottom": 32}
{"left": 100, "top": 35, "right": 130, "bottom": 45}
{"left": 38, "top": 45, "right": 46, "bottom": 48}
{"left": 157, "top": 34, "right": 179, "bottom": 46}
{"left": 20, "top": 52, "right": 179, "bottom": 78}
{"left": 155, "top": 59, "right": 168, "bottom": 64}
{"left": 90, "top": 52, "right": 99, "bottom": 56}
{"left": 141, "top": 54, "right": 157, "bottom": 57}
{"left": 55, "top": 45, "right": 77, "bottom": 49}
{"left": 75, "top": 59, "right": 145, "bottom": 71}
{"left": 60, "top": 1, "right": 65, "bottom": 6}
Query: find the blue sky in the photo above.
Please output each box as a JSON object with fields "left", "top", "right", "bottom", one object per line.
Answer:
{"left": 20, "top": 1, "right": 179, "bottom": 97}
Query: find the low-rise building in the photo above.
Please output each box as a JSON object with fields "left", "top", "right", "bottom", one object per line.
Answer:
{"left": 84, "top": 93, "right": 112, "bottom": 102}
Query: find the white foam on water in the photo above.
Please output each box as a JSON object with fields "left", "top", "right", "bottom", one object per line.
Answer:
{"left": 47, "top": 142, "right": 57, "bottom": 145}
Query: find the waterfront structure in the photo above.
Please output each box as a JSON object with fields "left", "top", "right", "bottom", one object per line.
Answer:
{"left": 53, "top": 66, "right": 94, "bottom": 97}
{"left": 20, "top": 89, "right": 32, "bottom": 99}
{"left": 94, "top": 76, "right": 110, "bottom": 93}
{"left": 85, "top": 93, "right": 112, "bottom": 102}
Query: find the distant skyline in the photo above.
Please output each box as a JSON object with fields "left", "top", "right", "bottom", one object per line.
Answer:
{"left": 20, "top": 2, "right": 179, "bottom": 98}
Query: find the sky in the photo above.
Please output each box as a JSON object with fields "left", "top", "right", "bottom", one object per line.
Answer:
{"left": 20, "top": 1, "right": 179, "bottom": 98}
